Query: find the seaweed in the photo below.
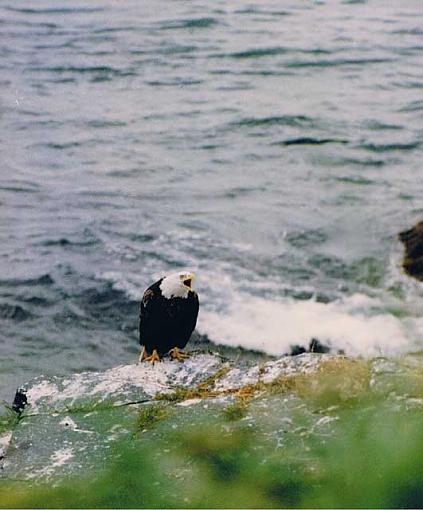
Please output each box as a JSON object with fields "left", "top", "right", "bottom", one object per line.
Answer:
{"left": 222, "top": 401, "right": 248, "bottom": 421}
{"left": 136, "top": 403, "right": 170, "bottom": 431}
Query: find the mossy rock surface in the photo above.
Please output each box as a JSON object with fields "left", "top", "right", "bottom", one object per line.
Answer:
{"left": 1, "top": 352, "right": 422, "bottom": 485}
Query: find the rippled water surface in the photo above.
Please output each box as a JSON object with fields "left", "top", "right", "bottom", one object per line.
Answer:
{"left": 1, "top": 0, "right": 423, "bottom": 400}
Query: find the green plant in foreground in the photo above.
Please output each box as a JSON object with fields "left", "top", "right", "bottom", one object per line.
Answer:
{"left": 0, "top": 405, "right": 20, "bottom": 435}
{"left": 1, "top": 355, "right": 422, "bottom": 508}
{"left": 136, "top": 403, "right": 170, "bottom": 431}
{"left": 1, "top": 402, "right": 423, "bottom": 509}
{"left": 222, "top": 400, "right": 248, "bottom": 421}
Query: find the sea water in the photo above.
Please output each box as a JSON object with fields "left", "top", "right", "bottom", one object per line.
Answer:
{"left": 1, "top": 0, "right": 423, "bottom": 400}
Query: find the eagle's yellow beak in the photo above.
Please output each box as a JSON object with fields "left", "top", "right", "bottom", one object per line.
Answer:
{"left": 182, "top": 273, "right": 196, "bottom": 290}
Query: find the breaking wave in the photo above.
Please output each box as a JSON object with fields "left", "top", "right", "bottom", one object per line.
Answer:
{"left": 100, "top": 258, "right": 423, "bottom": 359}
{"left": 193, "top": 253, "right": 423, "bottom": 358}
{"left": 198, "top": 292, "right": 421, "bottom": 358}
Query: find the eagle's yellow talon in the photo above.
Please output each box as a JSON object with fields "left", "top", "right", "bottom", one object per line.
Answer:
{"left": 169, "top": 347, "right": 190, "bottom": 362}
{"left": 138, "top": 346, "right": 145, "bottom": 363}
{"left": 142, "top": 349, "right": 161, "bottom": 365}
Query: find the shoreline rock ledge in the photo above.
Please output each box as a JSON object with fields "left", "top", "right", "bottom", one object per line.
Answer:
{"left": 0, "top": 352, "right": 341, "bottom": 482}
{"left": 0, "top": 351, "right": 419, "bottom": 485}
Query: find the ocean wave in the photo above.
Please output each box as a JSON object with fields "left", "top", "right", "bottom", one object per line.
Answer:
{"left": 286, "top": 57, "right": 395, "bottom": 68}
{"left": 234, "top": 8, "right": 291, "bottom": 16}
{"left": 398, "top": 100, "right": 423, "bottom": 112}
{"left": 145, "top": 78, "right": 204, "bottom": 87}
{"left": 214, "top": 47, "right": 332, "bottom": 60}
{"left": 285, "top": 229, "right": 328, "bottom": 248}
{"left": 0, "top": 185, "right": 40, "bottom": 193}
{"left": 0, "top": 274, "right": 54, "bottom": 287}
{"left": 327, "top": 157, "right": 387, "bottom": 167}
{"left": 230, "top": 115, "right": 314, "bottom": 128}
{"left": 333, "top": 176, "right": 375, "bottom": 186}
{"left": 225, "top": 47, "right": 289, "bottom": 59}
{"left": 273, "top": 137, "right": 348, "bottom": 146}
{"left": 4, "top": 6, "right": 103, "bottom": 14}
{"left": 98, "top": 260, "right": 421, "bottom": 359}
{"left": 360, "top": 141, "right": 421, "bottom": 152}
{"left": 0, "top": 303, "right": 33, "bottom": 321}
{"left": 198, "top": 293, "right": 417, "bottom": 358}
{"left": 40, "top": 237, "right": 99, "bottom": 248}
{"left": 158, "top": 17, "right": 220, "bottom": 30}
{"left": 27, "top": 65, "right": 137, "bottom": 78}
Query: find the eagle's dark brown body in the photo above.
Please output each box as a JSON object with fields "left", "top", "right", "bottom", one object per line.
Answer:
{"left": 139, "top": 277, "right": 199, "bottom": 356}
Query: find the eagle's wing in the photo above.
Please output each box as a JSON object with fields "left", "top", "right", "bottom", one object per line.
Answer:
{"left": 184, "top": 291, "right": 200, "bottom": 337}
{"left": 139, "top": 288, "right": 158, "bottom": 346}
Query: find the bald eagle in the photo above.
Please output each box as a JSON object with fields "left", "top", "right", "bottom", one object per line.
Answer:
{"left": 139, "top": 271, "right": 199, "bottom": 363}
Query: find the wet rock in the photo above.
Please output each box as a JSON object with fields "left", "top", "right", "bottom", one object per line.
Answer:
{"left": 399, "top": 220, "right": 423, "bottom": 281}
{"left": 191, "top": 332, "right": 273, "bottom": 362}
{"left": 289, "top": 344, "right": 307, "bottom": 356}
{"left": 290, "top": 338, "right": 331, "bottom": 356}
{"left": 1, "top": 352, "right": 421, "bottom": 484}
{"left": 0, "top": 353, "right": 329, "bottom": 481}
{"left": 309, "top": 338, "right": 331, "bottom": 353}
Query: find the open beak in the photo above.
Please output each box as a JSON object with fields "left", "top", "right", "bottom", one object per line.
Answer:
{"left": 183, "top": 273, "right": 195, "bottom": 290}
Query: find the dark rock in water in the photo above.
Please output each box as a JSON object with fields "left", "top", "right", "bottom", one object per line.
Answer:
{"left": 290, "top": 345, "right": 307, "bottom": 356}
{"left": 290, "top": 338, "right": 330, "bottom": 356}
{"left": 191, "top": 332, "right": 274, "bottom": 362}
{"left": 399, "top": 221, "right": 423, "bottom": 281}
{"left": 309, "top": 338, "right": 330, "bottom": 354}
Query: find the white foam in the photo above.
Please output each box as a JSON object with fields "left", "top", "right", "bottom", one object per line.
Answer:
{"left": 198, "top": 292, "right": 417, "bottom": 357}
{"left": 99, "top": 261, "right": 422, "bottom": 358}
{"left": 386, "top": 245, "right": 423, "bottom": 309}
{"left": 99, "top": 271, "right": 145, "bottom": 300}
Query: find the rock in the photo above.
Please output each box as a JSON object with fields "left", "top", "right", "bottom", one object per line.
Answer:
{"left": 399, "top": 220, "right": 423, "bottom": 281}
{"left": 1, "top": 352, "right": 421, "bottom": 484}
{"left": 0, "top": 353, "right": 330, "bottom": 482}
{"left": 289, "top": 338, "right": 331, "bottom": 356}
{"left": 290, "top": 345, "right": 307, "bottom": 356}
{"left": 309, "top": 338, "right": 331, "bottom": 354}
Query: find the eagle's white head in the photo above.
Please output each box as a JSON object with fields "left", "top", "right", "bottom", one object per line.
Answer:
{"left": 159, "top": 271, "right": 196, "bottom": 299}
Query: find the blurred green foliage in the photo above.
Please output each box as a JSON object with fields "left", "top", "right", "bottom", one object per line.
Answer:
{"left": 0, "top": 355, "right": 422, "bottom": 508}
{"left": 1, "top": 405, "right": 422, "bottom": 508}
{"left": 0, "top": 406, "right": 19, "bottom": 435}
